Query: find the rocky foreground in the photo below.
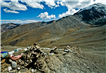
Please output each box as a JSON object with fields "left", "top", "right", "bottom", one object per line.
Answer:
{"left": 1, "top": 44, "right": 106, "bottom": 73}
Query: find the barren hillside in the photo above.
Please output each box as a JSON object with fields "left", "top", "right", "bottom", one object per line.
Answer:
{"left": 1, "top": 3, "right": 106, "bottom": 48}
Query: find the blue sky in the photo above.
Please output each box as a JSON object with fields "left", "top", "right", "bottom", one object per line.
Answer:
{"left": 1, "top": 0, "right": 106, "bottom": 24}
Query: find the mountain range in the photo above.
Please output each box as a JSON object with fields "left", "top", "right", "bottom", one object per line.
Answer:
{"left": 1, "top": 23, "right": 20, "bottom": 33}
{"left": 1, "top": 3, "right": 106, "bottom": 48}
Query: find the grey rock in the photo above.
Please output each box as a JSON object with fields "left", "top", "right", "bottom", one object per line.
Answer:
{"left": 11, "top": 61, "right": 17, "bottom": 69}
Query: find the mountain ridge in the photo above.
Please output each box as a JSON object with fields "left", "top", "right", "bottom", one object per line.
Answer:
{"left": 1, "top": 3, "right": 106, "bottom": 48}
{"left": 1, "top": 23, "right": 20, "bottom": 33}
{"left": 74, "top": 3, "right": 106, "bottom": 25}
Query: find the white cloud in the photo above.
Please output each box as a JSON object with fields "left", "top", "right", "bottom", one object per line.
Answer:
{"left": 73, "top": 0, "right": 106, "bottom": 11}
{"left": 94, "top": 0, "right": 106, "bottom": 5}
{"left": 1, "top": 20, "right": 38, "bottom": 24}
{"left": 21, "top": 0, "right": 59, "bottom": 8}
{"left": 57, "top": 1, "right": 60, "bottom": 5}
{"left": 1, "top": 0, "right": 106, "bottom": 18}
{"left": 44, "top": 0, "right": 56, "bottom": 8}
{"left": 37, "top": 12, "right": 56, "bottom": 19}
{"left": 3, "top": 8, "right": 19, "bottom": 13}
{"left": 26, "top": 2, "right": 44, "bottom": 9}
{"left": 63, "top": 0, "right": 87, "bottom": 10}
{"left": 23, "top": 20, "right": 38, "bottom": 23}
{"left": 58, "top": 0, "right": 106, "bottom": 18}
{"left": 59, "top": 8, "right": 78, "bottom": 18}
{"left": 58, "top": 0, "right": 80, "bottom": 18}
{"left": 1, "top": 1, "right": 27, "bottom": 11}
{"left": 21, "top": 0, "right": 44, "bottom": 9}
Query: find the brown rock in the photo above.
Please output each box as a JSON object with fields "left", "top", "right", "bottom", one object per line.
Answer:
{"left": 35, "top": 59, "right": 47, "bottom": 71}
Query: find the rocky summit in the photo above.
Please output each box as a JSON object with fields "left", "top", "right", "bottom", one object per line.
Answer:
{"left": 74, "top": 3, "right": 106, "bottom": 25}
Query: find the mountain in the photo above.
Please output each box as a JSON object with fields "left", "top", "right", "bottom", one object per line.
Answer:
{"left": 74, "top": 3, "right": 106, "bottom": 25}
{"left": 1, "top": 3, "right": 106, "bottom": 48}
{"left": 1, "top": 16, "right": 86, "bottom": 46}
{"left": 1, "top": 3, "right": 106, "bottom": 73}
{"left": 1, "top": 23, "right": 20, "bottom": 33}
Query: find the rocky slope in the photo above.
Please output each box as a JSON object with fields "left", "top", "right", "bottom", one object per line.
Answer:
{"left": 1, "top": 23, "right": 20, "bottom": 33}
{"left": 74, "top": 3, "right": 106, "bottom": 25}
{"left": 1, "top": 3, "right": 106, "bottom": 48}
{"left": 1, "top": 45, "right": 106, "bottom": 73}
{"left": 1, "top": 16, "right": 86, "bottom": 46}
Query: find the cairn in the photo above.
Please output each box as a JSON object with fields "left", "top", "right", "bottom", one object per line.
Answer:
{"left": 4, "top": 42, "right": 46, "bottom": 72}
{"left": 1, "top": 43, "right": 83, "bottom": 73}
{"left": 19, "top": 44, "right": 45, "bottom": 68}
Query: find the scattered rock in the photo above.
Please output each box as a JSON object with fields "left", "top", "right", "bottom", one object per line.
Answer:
{"left": 8, "top": 66, "right": 12, "bottom": 72}
{"left": 11, "top": 61, "right": 17, "bottom": 69}
{"left": 2, "top": 44, "right": 103, "bottom": 73}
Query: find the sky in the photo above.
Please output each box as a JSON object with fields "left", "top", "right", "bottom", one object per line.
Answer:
{"left": 0, "top": 0, "right": 106, "bottom": 24}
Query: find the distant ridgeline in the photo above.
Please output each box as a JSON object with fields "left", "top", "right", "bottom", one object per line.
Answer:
{"left": 1, "top": 23, "right": 20, "bottom": 33}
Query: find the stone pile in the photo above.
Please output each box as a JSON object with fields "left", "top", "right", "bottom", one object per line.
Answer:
{"left": 15, "top": 43, "right": 46, "bottom": 70}
{"left": 1, "top": 43, "right": 82, "bottom": 73}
